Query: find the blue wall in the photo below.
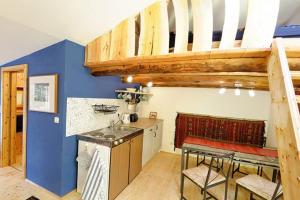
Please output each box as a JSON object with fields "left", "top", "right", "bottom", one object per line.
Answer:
{"left": 2, "top": 40, "right": 136, "bottom": 196}
{"left": 3, "top": 41, "right": 66, "bottom": 194}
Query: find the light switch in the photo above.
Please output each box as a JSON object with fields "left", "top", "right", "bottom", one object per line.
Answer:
{"left": 54, "top": 117, "right": 60, "bottom": 123}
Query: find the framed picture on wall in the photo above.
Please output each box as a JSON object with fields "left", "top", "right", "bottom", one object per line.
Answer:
{"left": 29, "top": 74, "right": 58, "bottom": 113}
{"left": 149, "top": 112, "right": 157, "bottom": 119}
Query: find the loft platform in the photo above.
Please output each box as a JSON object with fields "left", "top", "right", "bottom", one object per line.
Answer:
{"left": 86, "top": 47, "right": 300, "bottom": 90}
{"left": 84, "top": 0, "right": 300, "bottom": 90}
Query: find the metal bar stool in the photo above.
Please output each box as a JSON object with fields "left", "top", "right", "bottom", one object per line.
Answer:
{"left": 234, "top": 172, "right": 283, "bottom": 200}
{"left": 180, "top": 151, "right": 235, "bottom": 200}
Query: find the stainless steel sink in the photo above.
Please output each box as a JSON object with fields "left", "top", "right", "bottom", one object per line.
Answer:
{"left": 83, "top": 125, "right": 141, "bottom": 143}
{"left": 87, "top": 130, "right": 104, "bottom": 138}
{"left": 113, "top": 126, "right": 138, "bottom": 132}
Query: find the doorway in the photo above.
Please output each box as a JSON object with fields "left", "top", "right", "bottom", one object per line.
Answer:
{"left": 0, "top": 64, "right": 28, "bottom": 177}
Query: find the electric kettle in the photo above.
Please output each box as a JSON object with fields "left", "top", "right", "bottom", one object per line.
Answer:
{"left": 130, "top": 113, "right": 138, "bottom": 122}
{"left": 121, "top": 113, "right": 131, "bottom": 124}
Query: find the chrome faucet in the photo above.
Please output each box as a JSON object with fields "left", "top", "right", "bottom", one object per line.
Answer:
{"left": 109, "top": 120, "right": 115, "bottom": 128}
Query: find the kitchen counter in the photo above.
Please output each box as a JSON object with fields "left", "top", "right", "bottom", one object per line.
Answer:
{"left": 77, "top": 126, "right": 143, "bottom": 147}
{"left": 125, "top": 118, "right": 163, "bottom": 129}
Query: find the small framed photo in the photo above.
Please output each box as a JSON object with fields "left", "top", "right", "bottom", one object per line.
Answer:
{"left": 29, "top": 74, "right": 58, "bottom": 113}
{"left": 149, "top": 112, "right": 157, "bottom": 119}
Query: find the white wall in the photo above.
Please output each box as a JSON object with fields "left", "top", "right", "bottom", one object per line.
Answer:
{"left": 139, "top": 87, "right": 275, "bottom": 153}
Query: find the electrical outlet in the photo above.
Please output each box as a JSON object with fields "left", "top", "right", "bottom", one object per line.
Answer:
{"left": 54, "top": 117, "right": 60, "bottom": 124}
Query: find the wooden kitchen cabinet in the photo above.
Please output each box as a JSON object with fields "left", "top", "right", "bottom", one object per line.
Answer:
{"left": 109, "top": 140, "right": 130, "bottom": 200}
{"left": 109, "top": 133, "right": 143, "bottom": 200}
{"left": 129, "top": 134, "right": 143, "bottom": 183}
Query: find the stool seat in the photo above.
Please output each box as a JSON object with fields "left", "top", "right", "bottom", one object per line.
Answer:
{"left": 236, "top": 174, "right": 282, "bottom": 200}
{"left": 183, "top": 165, "right": 225, "bottom": 188}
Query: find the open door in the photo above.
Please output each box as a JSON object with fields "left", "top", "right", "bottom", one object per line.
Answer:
{"left": 0, "top": 64, "right": 28, "bottom": 177}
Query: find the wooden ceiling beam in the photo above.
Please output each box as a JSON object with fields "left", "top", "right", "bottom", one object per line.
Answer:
{"left": 87, "top": 48, "right": 272, "bottom": 76}
{"left": 87, "top": 48, "right": 270, "bottom": 65}
{"left": 121, "top": 73, "right": 270, "bottom": 90}
{"left": 91, "top": 57, "right": 268, "bottom": 76}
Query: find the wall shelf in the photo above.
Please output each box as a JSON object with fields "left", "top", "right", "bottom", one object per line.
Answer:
{"left": 92, "top": 104, "right": 119, "bottom": 114}
{"left": 115, "top": 90, "right": 153, "bottom": 96}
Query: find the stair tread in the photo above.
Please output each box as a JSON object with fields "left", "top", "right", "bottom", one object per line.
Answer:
{"left": 296, "top": 95, "right": 300, "bottom": 103}
{"left": 291, "top": 71, "right": 300, "bottom": 80}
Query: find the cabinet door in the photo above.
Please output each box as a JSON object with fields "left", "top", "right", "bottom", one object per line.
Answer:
{"left": 109, "top": 140, "right": 130, "bottom": 200}
{"left": 129, "top": 134, "right": 143, "bottom": 183}
{"left": 142, "top": 128, "right": 154, "bottom": 166}
{"left": 153, "top": 122, "right": 163, "bottom": 153}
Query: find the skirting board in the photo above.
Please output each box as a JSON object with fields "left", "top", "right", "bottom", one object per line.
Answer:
{"left": 25, "top": 179, "right": 77, "bottom": 199}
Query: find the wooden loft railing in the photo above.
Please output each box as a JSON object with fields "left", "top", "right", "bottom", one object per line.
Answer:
{"left": 84, "top": 0, "right": 284, "bottom": 90}
{"left": 268, "top": 38, "right": 300, "bottom": 199}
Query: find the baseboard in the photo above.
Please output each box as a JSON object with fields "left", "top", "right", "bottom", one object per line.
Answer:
{"left": 25, "top": 179, "right": 77, "bottom": 199}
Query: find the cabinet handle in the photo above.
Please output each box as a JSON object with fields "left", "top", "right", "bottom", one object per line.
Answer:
{"left": 154, "top": 132, "right": 157, "bottom": 137}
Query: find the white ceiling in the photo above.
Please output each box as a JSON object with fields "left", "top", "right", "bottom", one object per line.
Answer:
{"left": 0, "top": 0, "right": 300, "bottom": 65}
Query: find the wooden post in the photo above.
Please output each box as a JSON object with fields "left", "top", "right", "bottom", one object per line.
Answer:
{"left": 267, "top": 38, "right": 300, "bottom": 199}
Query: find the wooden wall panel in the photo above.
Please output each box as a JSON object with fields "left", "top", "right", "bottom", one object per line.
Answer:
{"left": 16, "top": 72, "right": 24, "bottom": 88}
{"left": 10, "top": 73, "right": 17, "bottom": 165}
{"left": 219, "top": 0, "right": 240, "bottom": 49}
{"left": 241, "top": 0, "right": 280, "bottom": 48}
{"left": 152, "top": 0, "right": 169, "bottom": 55}
{"left": 86, "top": 32, "right": 111, "bottom": 63}
{"left": 109, "top": 17, "right": 135, "bottom": 60}
{"left": 138, "top": 3, "right": 155, "bottom": 56}
{"left": 138, "top": 0, "right": 169, "bottom": 56}
{"left": 1, "top": 72, "right": 11, "bottom": 167}
{"left": 173, "top": 0, "right": 189, "bottom": 53}
{"left": 98, "top": 32, "right": 111, "bottom": 61}
{"left": 191, "top": 0, "right": 213, "bottom": 51}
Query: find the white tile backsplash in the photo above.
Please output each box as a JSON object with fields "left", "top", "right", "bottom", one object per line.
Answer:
{"left": 66, "top": 97, "right": 143, "bottom": 136}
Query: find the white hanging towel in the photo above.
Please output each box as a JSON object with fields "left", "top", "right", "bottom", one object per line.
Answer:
{"left": 81, "top": 149, "right": 107, "bottom": 200}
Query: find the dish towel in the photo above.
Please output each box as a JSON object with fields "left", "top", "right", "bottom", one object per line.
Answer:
{"left": 81, "top": 149, "right": 106, "bottom": 200}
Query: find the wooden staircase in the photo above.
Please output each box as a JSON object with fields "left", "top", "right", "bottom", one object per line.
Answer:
{"left": 268, "top": 38, "right": 300, "bottom": 200}
{"left": 293, "top": 72, "right": 300, "bottom": 107}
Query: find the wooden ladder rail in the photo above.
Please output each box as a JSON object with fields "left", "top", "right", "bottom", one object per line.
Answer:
{"left": 267, "top": 38, "right": 300, "bottom": 199}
